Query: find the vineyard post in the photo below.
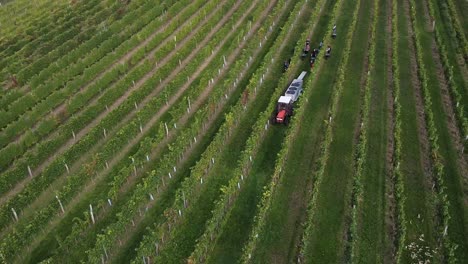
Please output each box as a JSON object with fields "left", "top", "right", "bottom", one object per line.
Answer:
{"left": 72, "top": 130, "right": 76, "bottom": 140}
{"left": 64, "top": 163, "right": 69, "bottom": 174}
{"left": 11, "top": 208, "right": 18, "bottom": 222}
{"left": 56, "top": 196, "right": 65, "bottom": 214}
{"left": 164, "top": 122, "right": 169, "bottom": 136}
{"left": 103, "top": 246, "right": 108, "bottom": 260}
{"left": 90, "top": 204, "right": 95, "bottom": 224}
{"left": 27, "top": 165, "right": 33, "bottom": 178}
{"left": 107, "top": 199, "right": 112, "bottom": 206}
{"left": 183, "top": 191, "right": 187, "bottom": 208}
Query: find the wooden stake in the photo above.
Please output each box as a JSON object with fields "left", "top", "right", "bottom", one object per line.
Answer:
{"left": 27, "top": 165, "right": 33, "bottom": 178}
{"left": 11, "top": 208, "right": 18, "bottom": 222}
{"left": 90, "top": 204, "right": 95, "bottom": 224}
{"left": 56, "top": 196, "right": 65, "bottom": 214}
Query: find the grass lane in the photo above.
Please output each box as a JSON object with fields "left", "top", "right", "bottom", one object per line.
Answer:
{"left": 396, "top": 0, "right": 439, "bottom": 261}
{"left": 353, "top": 0, "right": 391, "bottom": 261}
{"left": 301, "top": 0, "right": 373, "bottom": 262}
{"left": 247, "top": 0, "right": 358, "bottom": 262}
{"left": 412, "top": 0, "right": 468, "bottom": 260}
{"left": 203, "top": 0, "right": 324, "bottom": 261}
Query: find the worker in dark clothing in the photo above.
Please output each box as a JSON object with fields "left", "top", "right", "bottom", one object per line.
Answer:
{"left": 302, "top": 39, "right": 311, "bottom": 59}
{"left": 311, "top": 49, "right": 317, "bottom": 62}
{"left": 325, "top": 45, "right": 331, "bottom": 59}
{"left": 283, "top": 58, "right": 290, "bottom": 72}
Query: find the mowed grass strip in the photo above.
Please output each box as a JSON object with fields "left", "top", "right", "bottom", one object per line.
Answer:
{"left": 395, "top": 0, "right": 438, "bottom": 261}
{"left": 248, "top": 0, "right": 358, "bottom": 262}
{"left": 131, "top": 5, "right": 305, "bottom": 262}
{"left": 353, "top": 0, "right": 391, "bottom": 261}
{"left": 412, "top": 0, "right": 468, "bottom": 260}
{"left": 301, "top": 0, "right": 373, "bottom": 263}
{"left": 203, "top": 0, "right": 323, "bottom": 262}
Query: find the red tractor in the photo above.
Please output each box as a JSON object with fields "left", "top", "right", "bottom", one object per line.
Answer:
{"left": 272, "top": 71, "right": 307, "bottom": 125}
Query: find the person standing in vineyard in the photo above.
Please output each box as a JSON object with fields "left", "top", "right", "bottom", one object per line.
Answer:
{"left": 332, "top": 24, "right": 337, "bottom": 38}
{"left": 325, "top": 45, "right": 331, "bottom": 59}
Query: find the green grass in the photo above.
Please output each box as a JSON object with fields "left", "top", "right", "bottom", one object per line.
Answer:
{"left": 1, "top": 0, "right": 467, "bottom": 262}
{"left": 248, "top": 0, "right": 363, "bottom": 262}
{"left": 354, "top": 0, "right": 390, "bottom": 261}
{"left": 138, "top": 5, "right": 308, "bottom": 261}
{"left": 412, "top": 0, "right": 468, "bottom": 260}
{"left": 204, "top": 125, "right": 286, "bottom": 263}
{"left": 395, "top": 0, "right": 439, "bottom": 261}
{"left": 153, "top": 69, "right": 287, "bottom": 263}
{"left": 430, "top": 0, "right": 468, "bottom": 150}
{"left": 302, "top": 0, "right": 373, "bottom": 262}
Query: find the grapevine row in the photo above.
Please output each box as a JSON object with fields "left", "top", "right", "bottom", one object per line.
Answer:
{"left": 426, "top": 0, "right": 468, "bottom": 148}
{"left": 0, "top": 0, "right": 235, "bottom": 234}
{"left": 0, "top": 0, "right": 111, "bottom": 86}
{"left": 0, "top": 0, "right": 207, "bottom": 175}
{"left": 349, "top": 0, "right": 379, "bottom": 259}
{"left": 0, "top": 0, "right": 166, "bottom": 128}
{"left": 444, "top": 0, "right": 468, "bottom": 59}
{"left": 408, "top": 0, "right": 456, "bottom": 260}
{"left": 0, "top": 0, "right": 254, "bottom": 260}
{"left": 298, "top": 0, "right": 360, "bottom": 260}
{"left": 0, "top": 0, "right": 218, "bottom": 196}
{"left": 240, "top": 0, "right": 345, "bottom": 261}
{"left": 189, "top": 0, "right": 320, "bottom": 260}
{"left": 83, "top": 0, "right": 276, "bottom": 261}
{"left": 391, "top": 0, "right": 407, "bottom": 260}
{"left": 23, "top": 0, "right": 264, "bottom": 259}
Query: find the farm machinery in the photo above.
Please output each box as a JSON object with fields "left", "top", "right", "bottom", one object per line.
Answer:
{"left": 272, "top": 71, "right": 307, "bottom": 125}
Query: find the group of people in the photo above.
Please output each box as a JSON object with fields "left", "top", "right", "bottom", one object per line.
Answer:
{"left": 310, "top": 24, "right": 336, "bottom": 67}
{"left": 310, "top": 42, "right": 332, "bottom": 68}
{"left": 284, "top": 24, "right": 337, "bottom": 71}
